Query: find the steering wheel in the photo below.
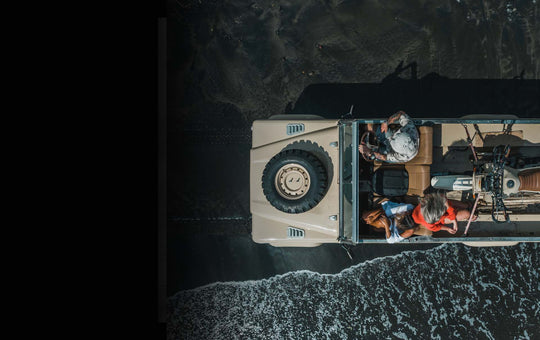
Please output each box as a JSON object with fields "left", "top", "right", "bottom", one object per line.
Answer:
{"left": 360, "top": 131, "right": 378, "bottom": 162}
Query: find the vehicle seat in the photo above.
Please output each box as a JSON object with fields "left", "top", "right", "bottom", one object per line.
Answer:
{"left": 373, "top": 126, "right": 433, "bottom": 197}
{"left": 372, "top": 168, "right": 409, "bottom": 197}
{"left": 518, "top": 168, "right": 540, "bottom": 192}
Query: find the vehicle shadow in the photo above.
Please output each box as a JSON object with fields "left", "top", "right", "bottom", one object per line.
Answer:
{"left": 289, "top": 63, "right": 540, "bottom": 119}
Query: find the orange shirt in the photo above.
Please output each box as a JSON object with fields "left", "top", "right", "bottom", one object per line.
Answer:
{"left": 412, "top": 201, "right": 457, "bottom": 232}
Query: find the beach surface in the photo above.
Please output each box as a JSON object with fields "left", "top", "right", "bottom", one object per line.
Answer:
{"left": 165, "top": 0, "right": 540, "bottom": 336}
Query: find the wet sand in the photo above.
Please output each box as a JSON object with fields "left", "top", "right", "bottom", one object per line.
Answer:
{"left": 168, "top": 243, "right": 540, "bottom": 339}
{"left": 169, "top": 0, "right": 540, "bottom": 127}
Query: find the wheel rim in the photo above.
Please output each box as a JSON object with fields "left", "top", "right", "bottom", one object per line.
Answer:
{"left": 274, "top": 163, "right": 310, "bottom": 200}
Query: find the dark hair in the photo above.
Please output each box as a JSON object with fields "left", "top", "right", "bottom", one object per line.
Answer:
{"left": 393, "top": 213, "right": 416, "bottom": 231}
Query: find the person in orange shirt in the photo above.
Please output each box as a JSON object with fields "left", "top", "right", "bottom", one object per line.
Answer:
{"left": 411, "top": 193, "right": 477, "bottom": 234}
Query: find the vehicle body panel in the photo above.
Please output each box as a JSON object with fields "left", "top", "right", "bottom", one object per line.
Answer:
{"left": 250, "top": 120, "right": 341, "bottom": 246}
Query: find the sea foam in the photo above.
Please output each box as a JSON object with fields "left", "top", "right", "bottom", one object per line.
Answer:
{"left": 168, "top": 243, "right": 540, "bottom": 339}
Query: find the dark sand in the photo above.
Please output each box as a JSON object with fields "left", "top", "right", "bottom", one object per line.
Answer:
{"left": 166, "top": 0, "right": 540, "bottom": 295}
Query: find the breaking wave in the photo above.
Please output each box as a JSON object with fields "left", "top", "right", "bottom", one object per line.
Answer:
{"left": 168, "top": 243, "right": 540, "bottom": 339}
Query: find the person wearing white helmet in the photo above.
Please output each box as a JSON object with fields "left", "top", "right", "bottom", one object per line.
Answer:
{"left": 358, "top": 110, "right": 419, "bottom": 163}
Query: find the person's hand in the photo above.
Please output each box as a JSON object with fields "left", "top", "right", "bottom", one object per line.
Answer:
{"left": 388, "top": 111, "right": 404, "bottom": 125}
{"left": 359, "top": 145, "right": 374, "bottom": 160}
{"left": 359, "top": 144, "right": 370, "bottom": 154}
{"left": 380, "top": 122, "right": 388, "bottom": 133}
{"left": 447, "top": 227, "right": 457, "bottom": 234}
{"left": 373, "top": 152, "right": 386, "bottom": 160}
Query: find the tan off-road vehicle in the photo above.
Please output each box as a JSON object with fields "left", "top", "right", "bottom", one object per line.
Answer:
{"left": 250, "top": 114, "right": 540, "bottom": 247}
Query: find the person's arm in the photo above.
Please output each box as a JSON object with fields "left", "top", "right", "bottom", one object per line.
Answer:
{"left": 382, "top": 149, "right": 413, "bottom": 163}
{"left": 396, "top": 112, "right": 411, "bottom": 127}
{"left": 426, "top": 222, "right": 442, "bottom": 233}
{"left": 440, "top": 225, "right": 457, "bottom": 234}
{"left": 399, "top": 227, "right": 417, "bottom": 239}
{"left": 381, "top": 111, "right": 409, "bottom": 132}
{"left": 373, "top": 152, "right": 387, "bottom": 161}
{"left": 382, "top": 111, "right": 413, "bottom": 132}
{"left": 373, "top": 151, "right": 413, "bottom": 163}
{"left": 451, "top": 219, "right": 458, "bottom": 232}
{"left": 444, "top": 201, "right": 459, "bottom": 232}
{"left": 383, "top": 218, "right": 391, "bottom": 239}
{"left": 388, "top": 111, "right": 407, "bottom": 125}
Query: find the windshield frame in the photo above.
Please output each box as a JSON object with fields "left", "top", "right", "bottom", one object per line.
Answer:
{"left": 338, "top": 121, "right": 360, "bottom": 243}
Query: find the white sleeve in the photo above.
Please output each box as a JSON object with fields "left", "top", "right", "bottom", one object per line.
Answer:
{"left": 398, "top": 113, "right": 411, "bottom": 127}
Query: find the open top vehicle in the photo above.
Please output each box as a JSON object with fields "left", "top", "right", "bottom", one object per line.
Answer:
{"left": 250, "top": 113, "right": 540, "bottom": 247}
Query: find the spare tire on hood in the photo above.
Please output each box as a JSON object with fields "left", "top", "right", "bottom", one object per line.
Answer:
{"left": 262, "top": 149, "right": 328, "bottom": 214}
